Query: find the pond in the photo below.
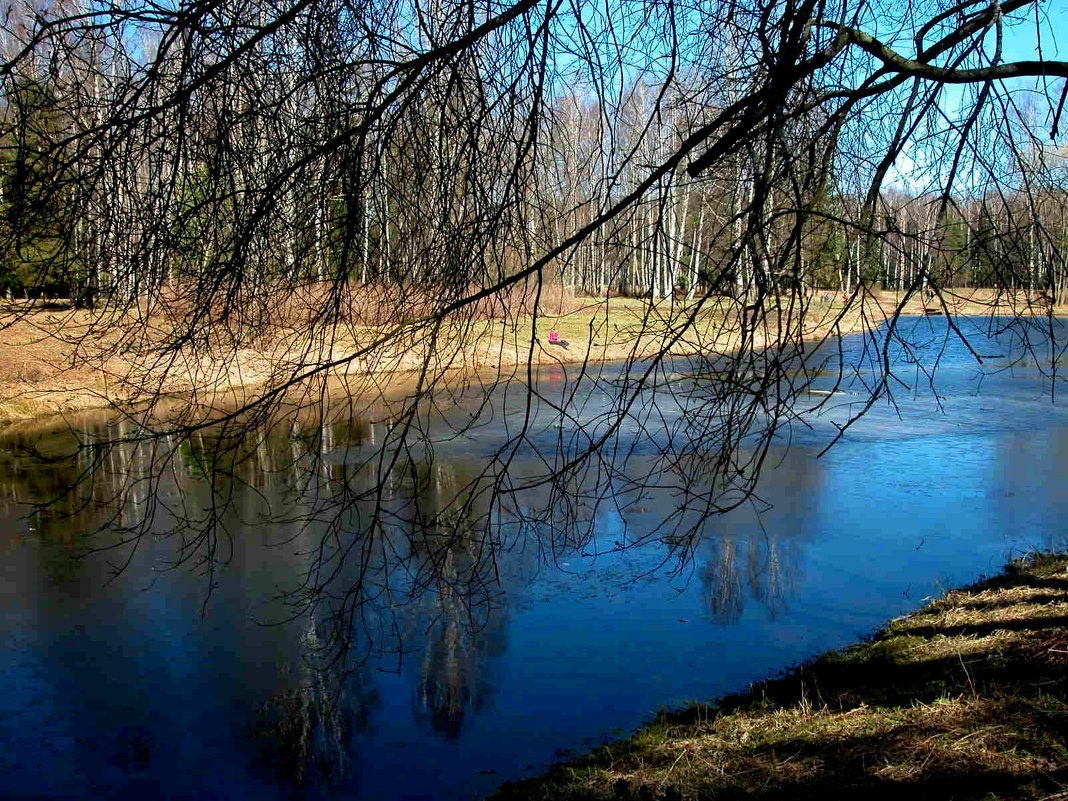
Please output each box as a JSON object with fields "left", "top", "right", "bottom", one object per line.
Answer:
{"left": 1, "top": 315, "right": 1067, "bottom": 800}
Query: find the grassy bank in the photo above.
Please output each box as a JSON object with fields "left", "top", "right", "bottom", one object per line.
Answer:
{"left": 490, "top": 553, "right": 1068, "bottom": 801}
{"left": 0, "top": 291, "right": 847, "bottom": 424}
{"left": 0, "top": 287, "right": 1061, "bottom": 426}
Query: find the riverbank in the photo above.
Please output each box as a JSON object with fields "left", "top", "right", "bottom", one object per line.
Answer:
{"left": 490, "top": 552, "right": 1068, "bottom": 801}
{"left": 0, "top": 287, "right": 1060, "bottom": 426}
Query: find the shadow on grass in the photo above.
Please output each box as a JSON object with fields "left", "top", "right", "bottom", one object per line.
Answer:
{"left": 893, "top": 615, "right": 1068, "bottom": 641}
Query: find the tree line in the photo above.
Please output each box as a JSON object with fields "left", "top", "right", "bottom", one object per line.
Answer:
{"left": 1, "top": 0, "right": 1065, "bottom": 309}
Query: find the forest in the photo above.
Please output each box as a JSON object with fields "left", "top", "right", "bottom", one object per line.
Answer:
{"left": 1, "top": 0, "right": 1065, "bottom": 313}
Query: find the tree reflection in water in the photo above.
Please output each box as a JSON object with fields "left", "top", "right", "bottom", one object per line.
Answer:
{"left": 0, "top": 367, "right": 824, "bottom": 785}
{"left": 697, "top": 448, "right": 817, "bottom": 624}
{"left": 0, "top": 407, "right": 541, "bottom": 760}
{"left": 701, "top": 534, "right": 802, "bottom": 624}
{"left": 402, "top": 460, "right": 509, "bottom": 739}
{"left": 253, "top": 625, "right": 376, "bottom": 788}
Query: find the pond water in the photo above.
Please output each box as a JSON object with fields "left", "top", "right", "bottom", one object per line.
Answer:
{"left": 1, "top": 315, "right": 1067, "bottom": 800}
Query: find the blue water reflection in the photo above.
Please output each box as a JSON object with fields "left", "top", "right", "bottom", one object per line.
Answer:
{"left": 1, "top": 316, "right": 1066, "bottom": 800}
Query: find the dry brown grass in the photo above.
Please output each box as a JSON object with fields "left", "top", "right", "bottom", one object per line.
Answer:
{"left": 0, "top": 286, "right": 1061, "bottom": 427}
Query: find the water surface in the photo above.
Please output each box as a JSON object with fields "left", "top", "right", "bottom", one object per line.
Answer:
{"left": 1, "top": 315, "right": 1066, "bottom": 800}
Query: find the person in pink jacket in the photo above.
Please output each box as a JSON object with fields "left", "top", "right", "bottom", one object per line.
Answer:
{"left": 547, "top": 328, "right": 569, "bottom": 349}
